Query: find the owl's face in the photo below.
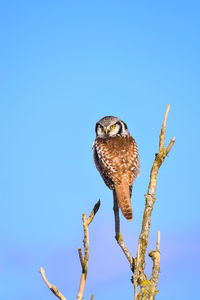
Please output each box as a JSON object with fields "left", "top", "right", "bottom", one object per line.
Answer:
{"left": 95, "top": 116, "right": 129, "bottom": 138}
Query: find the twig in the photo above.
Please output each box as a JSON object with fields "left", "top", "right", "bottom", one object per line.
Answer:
{"left": 77, "top": 200, "right": 101, "bottom": 300}
{"left": 113, "top": 191, "right": 134, "bottom": 269}
{"left": 40, "top": 267, "right": 67, "bottom": 300}
{"left": 166, "top": 137, "right": 176, "bottom": 154}
{"left": 133, "top": 104, "right": 175, "bottom": 299}
{"left": 78, "top": 248, "right": 84, "bottom": 269}
{"left": 159, "top": 104, "right": 170, "bottom": 152}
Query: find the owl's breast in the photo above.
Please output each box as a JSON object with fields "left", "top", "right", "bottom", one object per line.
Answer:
{"left": 94, "top": 135, "right": 140, "bottom": 186}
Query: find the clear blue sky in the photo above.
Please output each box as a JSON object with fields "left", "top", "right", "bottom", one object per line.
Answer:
{"left": 0, "top": 1, "right": 199, "bottom": 299}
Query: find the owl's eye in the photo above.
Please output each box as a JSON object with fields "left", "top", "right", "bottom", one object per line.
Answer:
{"left": 110, "top": 125, "right": 115, "bottom": 130}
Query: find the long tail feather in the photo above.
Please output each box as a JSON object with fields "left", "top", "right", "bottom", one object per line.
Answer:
{"left": 114, "top": 181, "right": 132, "bottom": 221}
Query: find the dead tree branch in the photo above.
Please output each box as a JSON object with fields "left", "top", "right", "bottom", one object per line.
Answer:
{"left": 113, "top": 191, "right": 134, "bottom": 269}
{"left": 77, "top": 199, "right": 100, "bottom": 300}
{"left": 40, "top": 200, "right": 100, "bottom": 300}
{"left": 40, "top": 267, "right": 67, "bottom": 300}
{"left": 113, "top": 104, "right": 175, "bottom": 299}
{"left": 134, "top": 104, "right": 175, "bottom": 299}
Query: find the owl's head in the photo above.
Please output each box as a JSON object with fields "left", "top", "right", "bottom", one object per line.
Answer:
{"left": 95, "top": 116, "right": 129, "bottom": 138}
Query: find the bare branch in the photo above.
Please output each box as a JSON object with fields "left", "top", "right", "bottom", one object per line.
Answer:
{"left": 77, "top": 200, "right": 101, "bottom": 300}
{"left": 40, "top": 201, "right": 100, "bottom": 300}
{"left": 159, "top": 104, "right": 170, "bottom": 152}
{"left": 40, "top": 267, "right": 67, "bottom": 300}
{"left": 148, "top": 231, "right": 161, "bottom": 299}
{"left": 87, "top": 199, "right": 100, "bottom": 225}
{"left": 78, "top": 248, "right": 84, "bottom": 270}
{"left": 132, "top": 105, "right": 175, "bottom": 299}
{"left": 166, "top": 137, "right": 176, "bottom": 155}
{"left": 156, "top": 230, "right": 160, "bottom": 251}
{"left": 77, "top": 274, "right": 86, "bottom": 300}
{"left": 113, "top": 191, "right": 134, "bottom": 269}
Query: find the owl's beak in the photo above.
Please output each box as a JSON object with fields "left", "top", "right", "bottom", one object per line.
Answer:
{"left": 105, "top": 128, "right": 108, "bottom": 134}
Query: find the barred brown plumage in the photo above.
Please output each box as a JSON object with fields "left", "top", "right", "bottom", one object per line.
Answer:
{"left": 93, "top": 116, "right": 140, "bottom": 221}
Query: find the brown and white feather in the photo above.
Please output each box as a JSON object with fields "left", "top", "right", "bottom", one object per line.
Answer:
{"left": 93, "top": 135, "right": 140, "bottom": 220}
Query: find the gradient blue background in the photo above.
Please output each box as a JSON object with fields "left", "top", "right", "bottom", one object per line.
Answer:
{"left": 0, "top": 1, "right": 199, "bottom": 299}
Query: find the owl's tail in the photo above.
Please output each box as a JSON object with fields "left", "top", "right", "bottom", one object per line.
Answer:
{"left": 114, "top": 181, "right": 133, "bottom": 221}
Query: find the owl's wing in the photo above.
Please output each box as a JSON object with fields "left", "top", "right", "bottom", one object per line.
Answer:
{"left": 93, "top": 143, "right": 114, "bottom": 189}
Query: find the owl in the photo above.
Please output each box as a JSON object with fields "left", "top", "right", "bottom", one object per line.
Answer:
{"left": 93, "top": 116, "right": 140, "bottom": 220}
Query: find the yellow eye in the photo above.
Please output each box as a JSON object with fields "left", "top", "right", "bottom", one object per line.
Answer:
{"left": 110, "top": 125, "right": 115, "bottom": 130}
